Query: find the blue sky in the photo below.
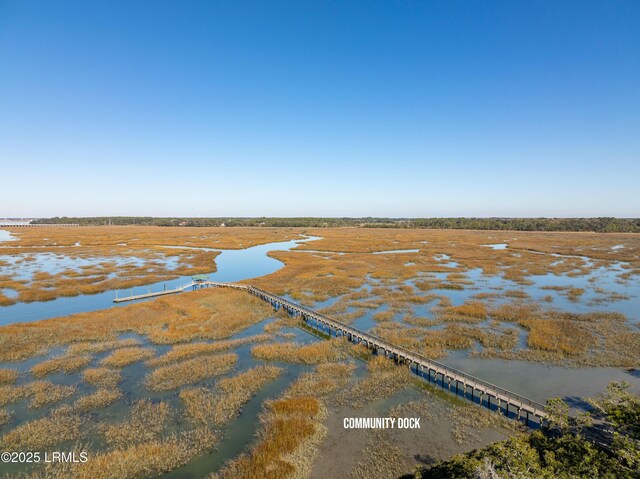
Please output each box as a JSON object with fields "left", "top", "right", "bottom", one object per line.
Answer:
{"left": 1, "top": 1, "right": 639, "bottom": 217}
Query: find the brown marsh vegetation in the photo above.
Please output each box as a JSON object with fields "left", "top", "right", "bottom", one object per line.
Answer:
{"left": 1, "top": 405, "right": 83, "bottom": 451}
{"left": 146, "top": 352, "right": 238, "bottom": 391}
{"left": 210, "top": 361, "right": 356, "bottom": 479}
{"left": 100, "top": 347, "right": 155, "bottom": 368}
{"left": 22, "top": 428, "right": 219, "bottom": 479}
{"left": 66, "top": 337, "right": 141, "bottom": 355}
{"left": 32, "top": 354, "right": 93, "bottom": 377}
{"left": 0, "top": 368, "right": 18, "bottom": 384}
{"left": 0, "top": 380, "right": 77, "bottom": 409}
{"left": 0, "top": 284, "right": 288, "bottom": 478}
{"left": 101, "top": 399, "right": 172, "bottom": 447}
{"left": 0, "top": 225, "right": 297, "bottom": 304}
{"left": 148, "top": 334, "right": 270, "bottom": 367}
{"left": 181, "top": 365, "right": 282, "bottom": 426}
{"left": 247, "top": 228, "right": 639, "bottom": 367}
{"left": 251, "top": 340, "right": 346, "bottom": 364}
{"left": 336, "top": 355, "right": 413, "bottom": 408}
{"left": 0, "top": 408, "right": 10, "bottom": 427}
{"left": 82, "top": 367, "right": 121, "bottom": 389}
{"left": 253, "top": 227, "right": 639, "bottom": 295}
{"left": 1, "top": 226, "right": 639, "bottom": 477}
{"left": 73, "top": 388, "right": 122, "bottom": 411}
{"left": 0, "top": 287, "right": 272, "bottom": 361}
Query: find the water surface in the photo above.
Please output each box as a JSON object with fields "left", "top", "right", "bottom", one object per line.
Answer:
{"left": 0, "top": 235, "right": 319, "bottom": 325}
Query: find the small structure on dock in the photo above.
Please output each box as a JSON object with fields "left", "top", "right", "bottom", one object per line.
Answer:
{"left": 191, "top": 274, "right": 211, "bottom": 289}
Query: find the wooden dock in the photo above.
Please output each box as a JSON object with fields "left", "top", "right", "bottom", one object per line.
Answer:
{"left": 245, "top": 284, "right": 548, "bottom": 426}
{"left": 113, "top": 280, "right": 247, "bottom": 303}
{"left": 113, "top": 286, "right": 186, "bottom": 302}
{"left": 113, "top": 280, "right": 548, "bottom": 426}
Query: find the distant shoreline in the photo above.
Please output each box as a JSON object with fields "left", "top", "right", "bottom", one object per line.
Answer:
{"left": 16, "top": 216, "right": 640, "bottom": 233}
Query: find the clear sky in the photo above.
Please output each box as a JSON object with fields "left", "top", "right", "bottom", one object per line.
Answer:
{"left": 1, "top": 1, "right": 639, "bottom": 217}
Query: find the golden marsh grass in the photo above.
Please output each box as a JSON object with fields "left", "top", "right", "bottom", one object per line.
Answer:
{"left": 0, "top": 408, "right": 10, "bottom": 427}
{"left": 0, "top": 405, "right": 82, "bottom": 451}
{"left": 82, "top": 367, "right": 121, "bottom": 389}
{"left": 146, "top": 353, "right": 238, "bottom": 391}
{"left": 210, "top": 369, "right": 330, "bottom": 479}
{"left": 251, "top": 341, "right": 345, "bottom": 364}
{"left": 100, "top": 347, "right": 155, "bottom": 368}
{"left": 181, "top": 365, "right": 282, "bottom": 426}
{"left": 0, "top": 368, "right": 18, "bottom": 385}
{"left": 27, "top": 427, "right": 218, "bottom": 479}
{"left": 28, "top": 380, "right": 77, "bottom": 409}
{"left": 2, "top": 225, "right": 298, "bottom": 303}
{"left": 73, "top": 388, "right": 122, "bottom": 411}
{"left": 0, "top": 288, "right": 271, "bottom": 362}
{"left": 31, "top": 354, "right": 92, "bottom": 377}
{"left": 148, "top": 334, "right": 270, "bottom": 367}
{"left": 101, "top": 399, "right": 172, "bottom": 447}
{"left": 66, "top": 338, "right": 141, "bottom": 355}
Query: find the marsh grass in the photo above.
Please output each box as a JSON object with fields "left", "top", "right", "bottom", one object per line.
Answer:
{"left": 66, "top": 338, "right": 141, "bottom": 355}
{"left": 212, "top": 365, "right": 282, "bottom": 424}
{"left": 0, "top": 405, "right": 82, "bottom": 450}
{"left": 148, "top": 334, "right": 269, "bottom": 367}
{"left": 0, "top": 288, "right": 271, "bottom": 362}
{"left": 73, "top": 388, "right": 122, "bottom": 411}
{"left": 82, "top": 367, "right": 121, "bottom": 389}
{"left": 449, "top": 403, "right": 524, "bottom": 445}
{"left": 210, "top": 366, "right": 333, "bottom": 479}
{"left": 0, "top": 384, "right": 27, "bottom": 407}
{"left": 251, "top": 341, "right": 344, "bottom": 364}
{"left": 336, "top": 355, "right": 411, "bottom": 408}
{"left": 286, "top": 362, "right": 355, "bottom": 398}
{"left": 1, "top": 380, "right": 77, "bottom": 409}
{"left": 263, "top": 317, "right": 300, "bottom": 334}
{"left": 349, "top": 431, "right": 407, "bottom": 479}
{"left": 101, "top": 399, "right": 172, "bottom": 448}
{"left": 0, "top": 224, "right": 300, "bottom": 302}
{"left": 32, "top": 354, "right": 92, "bottom": 377}
{"left": 401, "top": 314, "right": 438, "bottom": 327}
{"left": 146, "top": 353, "right": 237, "bottom": 391}
{"left": 27, "top": 427, "right": 219, "bottom": 479}
{"left": 179, "top": 388, "right": 217, "bottom": 426}
{"left": 0, "top": 408, "right": 10, "bottom": 427}
{"left": 100, "top": 347, "right": 155, "bottom": 368}
{"left": 28, "top": 380, "right": 77, "bottom": 408}
{"left": 372, "top": 310, "right": 395, "bottom": 322}
{"left": 181, "top": 365, "right": 283, "bottom": 426}
{"left": 0, "top": 368, "right": 18, "bottom": 385}
{"left": 438, "top": 301, "right": 488, "bottom": 322}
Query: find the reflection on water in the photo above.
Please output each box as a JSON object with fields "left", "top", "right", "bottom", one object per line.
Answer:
{"left": 440, "top": 355, "right": 640, "bottom": 407}
{"left": 0, "top": 252, "right": 176, "bottom": 282}
{"left": 481, "top": 243, "right": 508, "bottom": 250}
{"left": 0, "top": 230, "right": 17, "bottom": 242}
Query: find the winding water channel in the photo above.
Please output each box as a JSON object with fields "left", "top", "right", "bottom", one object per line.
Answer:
{"left": 1, "top": 232, "right": 638, "bottom": 406}
{"left": 0, "top": 235, "right": 320, "bottom": 325}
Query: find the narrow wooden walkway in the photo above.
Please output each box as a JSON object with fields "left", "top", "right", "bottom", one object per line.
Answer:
{"left": 114, "top": 280, "right": 548, "bottom": 426}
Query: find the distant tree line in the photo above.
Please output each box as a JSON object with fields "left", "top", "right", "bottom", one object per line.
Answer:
{"left": 31, "top": 217, "right": 640, "bottom": 233}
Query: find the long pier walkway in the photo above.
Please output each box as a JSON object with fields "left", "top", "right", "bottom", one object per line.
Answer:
{"left": 114, "top": 280, "right": 548, "bottom": 426}
{"left": 113, "top": 280, "right": 245, "bottom": 303}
